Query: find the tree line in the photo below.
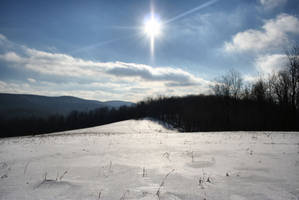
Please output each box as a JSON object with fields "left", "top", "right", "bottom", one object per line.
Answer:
{"left": 212, "top": 45, "right": 299, "bottom": 110}
{"left": 0, "top": 106, "right": 136, "bottom": 137}
{"left": 138, "top": 45, "right": 299, "bottom": 132}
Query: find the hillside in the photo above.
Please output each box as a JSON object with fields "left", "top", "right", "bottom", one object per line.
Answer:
{"left": 0, "top": 93, "right": 134, "bottom": 119}
{"left": 0, "top": 119, "right": 298, "bottom": 200}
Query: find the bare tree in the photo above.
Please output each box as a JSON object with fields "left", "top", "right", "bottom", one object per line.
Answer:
{"left": 242, "top": 83, "right": 252, "bottom": 100}
{"left": 277, "top": 71, "right": 291, "bottom": 105}
{"left": 266, "top": 44, "right": 299, "bottom": 106}
{"left": 267, "top": 71, "right": 290, "bottom": 105}
{"left": 285, "top": 45, "right": 299, "bottom": 108}
{"left": 265, "top": 74, "right": 277, "bottom": 103}
{"left": 212, "top": 69, "right": 243, "bottom": 99}
{"left": 251, "top": 78, "right": 266, "bottom": 102}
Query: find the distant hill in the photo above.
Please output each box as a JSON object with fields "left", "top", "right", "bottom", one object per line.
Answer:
{"left": 0, "top": 93, "right": 134, "bottom": 119}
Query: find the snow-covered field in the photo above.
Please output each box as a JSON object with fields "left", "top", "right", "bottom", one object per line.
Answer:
{"left": 0, "top": 119, "right": 299, "bottom": 200}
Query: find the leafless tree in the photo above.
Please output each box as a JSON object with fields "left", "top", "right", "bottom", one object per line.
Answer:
{"left": 251, "top": 78, "right": 266, "bottom": 102}
{"left": 265, "top": 44, "right": 299, "bottom": 106}
{"left": 212, "top": 69, "right": 243, "bottom": 99}
{"left": 285, "top": 45, "right": 299, "bottom": 108}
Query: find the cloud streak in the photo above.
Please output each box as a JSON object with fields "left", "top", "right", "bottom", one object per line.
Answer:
{"left": 0, "top": 34, "right": 212, "bottom": 101}
{"left": 260, "top": 0, "right": 287, "bottom": 9}
{"left": 165, "top": 0, "right": 219, "bottom": 24}
{"left": 2, "top": 48, "right": 205, "bottom": 86}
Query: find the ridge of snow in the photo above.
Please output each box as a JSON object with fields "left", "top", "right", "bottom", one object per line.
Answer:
{"left": 52, "top": 118, "right": 177, "bottom": 136}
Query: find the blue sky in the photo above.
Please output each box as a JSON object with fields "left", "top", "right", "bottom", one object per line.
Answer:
{"left": 0, "top": 0, "right": 298, "bottom": 102}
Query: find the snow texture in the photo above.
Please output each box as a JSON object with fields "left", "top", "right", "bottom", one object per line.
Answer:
{"left": 0, "top": 119, "right": 299, "bottom": 200}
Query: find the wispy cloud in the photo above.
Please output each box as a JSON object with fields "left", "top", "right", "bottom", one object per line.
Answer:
{"left": 165, "top": 0, "right": 219, "bottom": 24}
{"left": 0, "top": 34, "right": 212, "bottom": 101}
{"left": 27, "top": 78, "right": 36, "bottom": 83}
{"left": 225, "top": 13, "right": 299, "bottom": 52}
{"left": 2, "top": 48, "right": 206, "bottom": 86}
{"left": 0, "top": 33, "right": 7, "bottom": 41}
{"left": 260, "top": 0, "right": 287, "bottom": 9}
{"left": 0, "top": 52, "right": 24, "bottom": 63}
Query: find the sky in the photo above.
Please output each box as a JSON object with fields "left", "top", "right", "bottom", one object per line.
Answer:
{"left": 0, "top": 0, "right": 298, "bottom": 102}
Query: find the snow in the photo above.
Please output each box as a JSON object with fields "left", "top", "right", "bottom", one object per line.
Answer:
{"left": 0, "top": 119, "right": 299, "bottom": 200}
{"left": 52, "top": 118, "right": 176, "bottom": 136}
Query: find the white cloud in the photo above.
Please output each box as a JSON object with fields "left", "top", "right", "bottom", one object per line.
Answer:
{"left": 0, "top": 79, "right": 211, "bottom": 102}
{"left": 225, "top": 13, "right": 299, "bottom": 52}
{"left": 260, "top": 0, "right": 287, "bottom": 9}
{"left": 243, "top": 74, "right": 259, "bottom": 83}
{"left": 255, "top": 54, "right": 288, "bottom": 74}
{"left": 0, "top": 52, "right": 24, "bottom": 63}
{"left": 0, "top": 34, "right": 7, "bottom": 41}
{"left": 0, "top": 34, "right": 212, "bottom": 101}
{"left": 243, "top": 53, "right": 289, "bottom": 82}
{"left": 27, "top": 78, "right": 36, "bottom": 83}
{"left": 0, "top": 47, "right": 208, "bottom": 87}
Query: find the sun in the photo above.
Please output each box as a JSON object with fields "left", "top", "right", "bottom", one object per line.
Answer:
{"left": 144, "top": 15, "right": 162, "bottom": 38}
{"left": 143, "top": 13, "right": 162, "bottom": 58}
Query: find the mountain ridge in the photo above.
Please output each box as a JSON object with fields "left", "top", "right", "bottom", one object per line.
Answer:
{"left": 0, "top": 93, "right": 134, "bottom": 119}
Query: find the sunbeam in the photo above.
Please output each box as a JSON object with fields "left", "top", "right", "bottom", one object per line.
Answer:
{"left": 143, "top": 12, "right": 162, "bottom": 60}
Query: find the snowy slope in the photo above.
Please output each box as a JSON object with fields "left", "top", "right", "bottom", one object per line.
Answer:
{"left": 53, "top": 118, "right": 176, "bottom": 135}
{"left": 0, "top": 119, "right": 299, "bottom": 200}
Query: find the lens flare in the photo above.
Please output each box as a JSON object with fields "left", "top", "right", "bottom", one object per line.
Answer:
{"left": 144, "top": 15, "right": 161, "bottom": 38}
{"left": 143, "top": 14, "right": 162, "bottom": 60}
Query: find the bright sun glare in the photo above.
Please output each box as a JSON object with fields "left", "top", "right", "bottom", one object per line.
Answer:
{"left": 144, "top": 15, "right": 162, "bottom": 38}
{"left": 143, "top": 14, "right": 162, "bottom": 58}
